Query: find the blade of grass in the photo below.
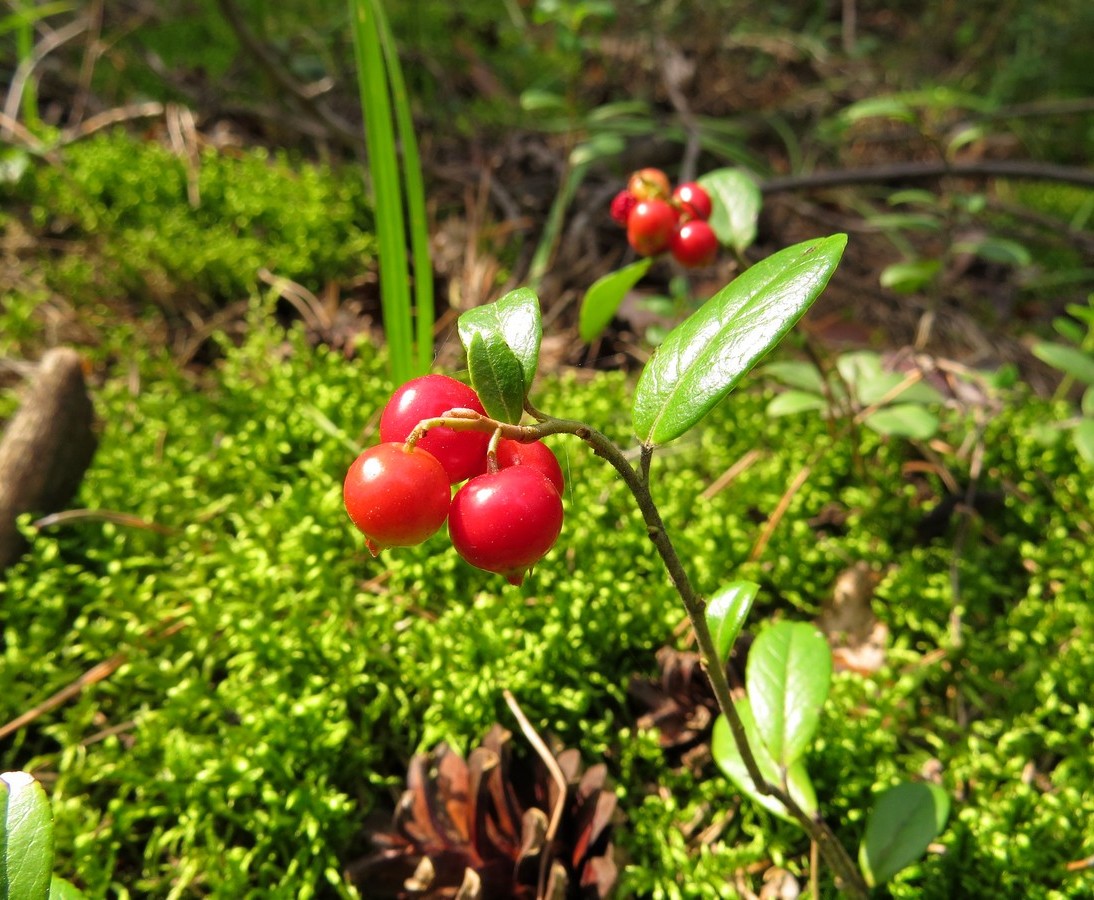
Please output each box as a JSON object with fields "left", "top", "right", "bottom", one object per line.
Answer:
{"left": 372, "top": 0, "right": 434, "bottom": 374}
{"left": 348, "top": 0, "right": 413, "bottom": 384}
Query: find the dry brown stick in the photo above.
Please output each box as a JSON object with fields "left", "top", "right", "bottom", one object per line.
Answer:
{"left": 503, "top": 690, "right": 566, "bottom": 900}
{"left": 0, "top": 655, "right": 125, "bottom": 742}
{"left": 0, "top": 617, "right": 187, "bottom": 741}
{"left": 749, "top": 463, "right": 813, "bottom": 562}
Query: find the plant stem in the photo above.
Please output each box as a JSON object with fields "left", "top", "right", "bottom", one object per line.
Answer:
{"left": 425, "top": 405, "right": 870, "bottom": 896}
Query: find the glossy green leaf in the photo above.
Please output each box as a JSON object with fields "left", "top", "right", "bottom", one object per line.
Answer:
{"left": 747, "top": 622, "right": 832, "bottom": 766}
{"left": 632, "top": 234, "right": 847, "bottom": 446}
{"left": 841, "top": 95, "right": 916, "bottom": 124}
{"left": 466, "top": 332, "right": 525, "bottom": 424}
{"left": 48, "top": 876, "right": 86, "bottom": 900}
{"left": 1, "top": 771, "right": 54, "bottom": 900}
{"left": 760, "top": 360, "right": 826, "bottom": 394}
{"left": 1032, "top": 342, "right": 1094, "bottom": 385}
{"left": 880, "top": 259, "right": 941, "bottom": 294}
{"left": 458, "top": 287, "right": 543, "bottom": 391}
{"left": 698, "top": 168, "right": 762, "bottom": 254}
{"left": 1072, "top": 419, "right": 1094, "bottom": 464}
{"left": 836, "top": 351, "right": 942, "bottom": 406}
{"left": 864, "top": 404, "right": 940, "bottom": 440}
{"left": 766, "top": 390, "right": 827, "bottom": 418}
{"left": 859, "top": 782, "right": 950, "bottom": 887}
{"left": 953, "top": 236, "right": 1032, "bottom": 267}
{"left": 711, "top": 706, "right": 817, "bottom": 826}
{"left": 1082, "top": 386, "right": 1094, "bottom": 418}
{"left": 578, "top": 257, "right": 653, "bottom": 342}
{"left": 706, "top": 581, "right": 758, "bottom": 663}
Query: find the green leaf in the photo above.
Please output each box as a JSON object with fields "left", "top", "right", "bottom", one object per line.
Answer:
{"left": 1032, "top": 342, "right": 1094, "bottom": 385}
{"left": 766, "top": 390, "right": 828, "bottom": 417}
{"left": 880, "top": 259, "right": 941, "bottom": 294}
{"left": 1, "top": 771, "right": 54, "bottom": 900}
{"left": 698, "top": 168, "right": 762, "bottom": 254}
{"left": 458, "top": 288, "right": 543, "bottom": 391}
{"left": 706, "top": 581, "right": 758, "bottom": 662}
{"left": 1082, "top": 386, "right": 1094, "bottom": 418}
{"left": 836, "top": 351, "right": 942, "bottom": 406}
{"left": 632, "top": 234, "right": 847, "bottom": 446}
{"left": 578, "top": 257, "right": 653, "bottom": 342}
{"left": 859, "top": 782, "right": 950, "bottom": 887}
{"left": 864, "top": 404, "right": 940, "bottom": 440}
{"left": 841, "top": 96, "right": 917, "bottom": 124}
{"left": 953, "top": 236, "right": 1032, "bottom": 267}
{"left": 49, "top": 876, "right": 87, "bottom": 899}
{"left": 746, "top": 622, "right": 832, "bottom": 766}
{"left": 711, "top": 706, "right": 817, "bottom": 826}
{"left": 466, "top": 332, "right": 526, "bottom": 424}
{"left": 759, "top": 360, "right": 826, "bottom": 393}
{"left": 1072, "top": 419, "right": 1094, "bottom": 464}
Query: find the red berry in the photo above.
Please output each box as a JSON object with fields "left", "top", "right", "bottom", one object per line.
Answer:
{"left": 627, "top": 167, "right": 672, "bottom": 202}
{"left": 609, "top": 189, "right": 637, "bottom": 226}
{"left": 672, "top": 182, "right": 713, "bottom": 221}
{"left": 449, "top": 466, "right": 564, "bottom": 586}
{"left": 627, "top": 199, "right": 679, "bottom": 257}
{"left": 471, "top": 438, "right": 565, "bottom": 494}
{"left": 344, "top": 443, "right": 451, "bottom": 556}
{"left": 669, "top": 219, "right": 719, "bottom": 268}
{"left": 379, "top": 374, "right": 490, "bottom": 483}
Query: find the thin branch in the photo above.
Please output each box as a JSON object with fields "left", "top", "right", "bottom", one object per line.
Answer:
{"left": 213, "top": 0, "right": 362, "bottom": 151}
{"left": 762, "top": 160, "right": 1094, "bottom": 194}
{"left": 1, "top": 15, "right": 89, "bottom": 139}
{"left": 504, "top": 690, "right": 566, "bottom": 900}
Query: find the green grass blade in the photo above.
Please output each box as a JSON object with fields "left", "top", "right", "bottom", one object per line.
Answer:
{"left": 348, "top": 0, "right": 413, "bottom": 384}
{"left": 373, "top": 0, "right": 434, "bottom": 375}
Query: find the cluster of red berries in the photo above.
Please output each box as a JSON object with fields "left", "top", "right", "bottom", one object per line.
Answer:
{"left": 342, "top": 375, "right": 565, "bottom": 586}
{"left": 610, "top": 167, "right": 718, "bottom": 268}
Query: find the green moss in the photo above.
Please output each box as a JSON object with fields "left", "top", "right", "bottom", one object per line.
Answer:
{"left": 3, "top": 131, "right": 375, "bottom": 324}
{"left": 2, "top": 317, "right": 1092, "bottom": 896}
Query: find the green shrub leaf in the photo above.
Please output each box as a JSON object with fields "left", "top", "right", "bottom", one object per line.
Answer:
{"left": 760, "top": 360, "right": 827, "bottom": 393}
{"left": 859, "top": 782, "right": 950, "bottom": 887}
{"left": 1072, "top": 418, "right": 1094, "bottom": 463}
{"left": 49, "top": 875, "right": 87, "bottom": 899}
{"left": 706, "top": 581, "right": 758, "bottom": 662}
{"left": 698, "top": 168, "right": 762, "bottom": 254}
{"left": 632, "top": 234, "right": 847, "bottom": 446}
{"left": 864, "top": 404, "right": 940, "bottom": 440}
{"left": 766, "top": 390, "right": 828, "bottom": 417}
{"left": 711, "top": 707, "right": 817, "bottom": 826}
{"left": 578, "top": 257, "right": 653, "bottom": 342}
{"left": 1032, "top": 342, "right": 1094, "bottom": 386}
{"left": 879, "top": 259, "right": 941, "bottom": 294}
{"left": 746, "top": 622, "right": 832, "bottom": 766}
{"left": 1, "top": 771, "right": 54, "bottom": 900}
{"left": 458, "top": 287, "right": 543, "bottom": 392}
{"left": 466, "top": 332, "right": 526, "bottom": 424}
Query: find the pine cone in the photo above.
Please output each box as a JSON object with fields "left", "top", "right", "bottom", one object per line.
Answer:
{"left": 346, "top": 725, "right": 618, "bottom": 899}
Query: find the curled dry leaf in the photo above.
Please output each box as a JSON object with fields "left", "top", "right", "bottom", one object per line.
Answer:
{"left": 345, "top": 724, "right": 618, "bottom": 899}
{"left": 816, "top": 562, "right": 888, "bottom": 675}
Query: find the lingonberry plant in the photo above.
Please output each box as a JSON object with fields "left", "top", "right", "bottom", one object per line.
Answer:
{"left": 344, "top": 236, "right": 950, "bottom": 894}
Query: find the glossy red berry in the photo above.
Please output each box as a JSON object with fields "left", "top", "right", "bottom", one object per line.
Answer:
{"left": 627, "top": 199, "right": 679, "bottom": 257}
{"left": 672, "top": 182, "right": 713, "bottom": 221}
{"left": 627, "top": 167, "right": 672, "bottom": 202}
{"left": 609, "top": 189, "right": 637, "bottom": 226}
{"left": 669, "top": 219, "right": 719, "bottom": 268}
{"left": 344, "top": 443, "right": 451, "bottom": 556}
{"left": 449, "top": 466, "right": 564, "bottom": 586}
{"left": 379, "top": 374, "right": 490, "bottom": 483}
{"left": 472, "top": 438, "right": 565, "bottom": 494}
